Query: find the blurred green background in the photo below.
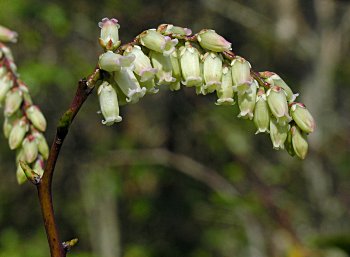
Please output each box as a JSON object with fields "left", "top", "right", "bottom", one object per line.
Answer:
{"left": 1, "top": 0, "right": 350, "bottom": 256}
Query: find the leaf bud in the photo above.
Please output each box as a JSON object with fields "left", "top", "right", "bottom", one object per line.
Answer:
{"left": 19, "top": 160, "right": 42, "bottom": 185}
{"left": 97, "top": 81, "right": 122, "bottom": 126}
{"left": 197, "top": 29, "right": 232, "bottom": 52}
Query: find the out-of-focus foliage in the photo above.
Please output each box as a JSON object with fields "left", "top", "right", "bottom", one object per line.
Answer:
{"left": 0, "top": 0, "right": 350, "bottom": 257}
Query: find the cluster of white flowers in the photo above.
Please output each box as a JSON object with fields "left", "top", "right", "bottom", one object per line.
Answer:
{"left": 0, "top": 26, "right": 49, "bottom": 184}
{"left": 97, "top": 18, "right": 315, "bottom": 159}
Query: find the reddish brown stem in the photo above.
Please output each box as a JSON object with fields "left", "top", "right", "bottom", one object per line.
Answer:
{"left": 36, "top": 70, "right": 99, "bottom": 257}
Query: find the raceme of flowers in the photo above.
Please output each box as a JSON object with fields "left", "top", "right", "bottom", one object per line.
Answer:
{"left": 0, "top": 25, "right": 49, "bottom": 184}
{"left": 96, "top": 18, "right": 315, "bottom": 159}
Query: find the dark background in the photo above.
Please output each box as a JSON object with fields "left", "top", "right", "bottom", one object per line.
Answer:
{"left": 1, "top": 0, "right": 350, "bottom": 256}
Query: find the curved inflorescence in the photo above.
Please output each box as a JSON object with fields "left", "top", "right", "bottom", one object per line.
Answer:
{"left": 0, "top": 25, "right": 49, "bottom": 184}
{"left": 97, "top": 18, "right": 315, "bottom": 159}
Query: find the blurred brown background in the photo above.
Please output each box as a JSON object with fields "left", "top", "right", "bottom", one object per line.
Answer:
{"left": 1, "top": 0, "right": 350, "bottom": 256}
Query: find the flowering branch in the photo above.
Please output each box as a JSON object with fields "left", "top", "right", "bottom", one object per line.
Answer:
{"left": 0, "top": 18, "right": 317, "bottom": 257}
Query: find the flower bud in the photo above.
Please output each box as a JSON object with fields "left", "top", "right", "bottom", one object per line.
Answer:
{"left": 202, "top": 52, "right": 223, "bottom": 93}
{"left": 4, "top": 87, "right": 22, "bottom": 116}
{"left": 22, "top": 135, "right": 38, "bottom": 163}
{"left": 284, "top": 127, "right": 295, "bottom": 157}
{"left": 149, "top": 50, "right": 176, "bottom": 86}
{"left": 216, "top": 66, "right": 234, "bottom": 105}
{"left": 0, "top": 44, "right": 14, "bottom": 62}
{"left": 33, "top": 156, "right": 45, "bottom": 177}
{"left": 114, "top": 68, "right": 146, "bottom": 104}
{"left": 291, "top": 125, "right": 308, "bottom": 159}
{"left": 231, "top": 56, "right": 252, "bottom": 93}
{"left": 9, "top": 118, "right": 28, "bottom": 150}
{"left": 262, "top": 72, "right": 298, "bottom": 103}
{"left": 237, "top": 80, "right": 258, "bottom": 120}
{"left": 197, "top": 29, "right": 231, "bottom": 52}
{"left": 157, "top": 24, "right": 192, "bottom": 37}
{"left": 290, "top": 103, "right": 315, "bottom": 133}
{"left": 3, "top": 112, "right": 21, "bottom": 138}
{"left": 138, "top": 78, "right": 159, "bottom": 94}
{"left": 98, "top": 51, "right": 135, "bottom": 72}
{"left": 266, "top": 86, "right": 291, "bottom": 125}
{"left": 25, "top": 105, "right": 47, "bottom": 132}
{"left": 254, "top": 88, "right": 270, "bottom": 134}
{"left": 139, "top": 29, "right": 178, "bottom": 56}
{"left": 16, "top": 163, "right": 27, "bottom": 185}
{"left": 0, "top": 25, "right": 18, "bottom": 43}
{"left": 269, "top": 117, "right": 289, "bottom": 150}
{"left": 98, "top": 18, "right": 121, "bottom": 51}
{"left": 179, "top": 43, "right": 202, "bottom": 87}
{"left": 124, "top": 45, "right": 157, "bottom": 82}
{"left": 0, "top": 74, "right": 14, "bottom": 105}
{"left": 97, "top": 81, "right": 122, "bottom": 126}
{"left": 18, "top": 82, "right": 33, "bottom": 106}
{"left": 33, "top": 131, "right": 49, "bottom": 160}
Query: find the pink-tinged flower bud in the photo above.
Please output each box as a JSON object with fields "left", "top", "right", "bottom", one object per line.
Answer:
{"left": 0, "top": 25, "right": 18, "bottom": 43}
{"left": 290, "top": 103, "right": 315, "bottom": 133}
{"left": 114, "top": 68, "right": 147, "bottom": 104}
{"left": 33, "top": 131, "right": 49, "bottom": 160}
{"left": 266, "top": 86, "right": 291, "bottom": 125}
{"left": 33, "top": 156, "right": 45, "bottom": 177}
{"left": 197, "top": 29, "right": 232, "bottom": 52}
{"left": 9, "top": 118, "right": 28, "bottom": 150}
{"left": 124, "top": 45, "right": 157, "bottom": 82}
{"left": 216, "top": 66, "right": 234, "bottom": 105}
{"left": 139, "top": 29, "right": 178, "bottom": 56}
{"left": 202, "top": 52, "right": 223, "bottom": 93}
{"left": 291, "top": 125, "right": 308, "bottom": 159}
{"left": 3, "top": 112, "right": 21, "bottom": 138}
{"left": 98, "top": 51, "right": 135, "bottom": 72}
{"left": 149, "top": 51, "right": 176, "bottom": 86}
{"left": 254, "top": 88, "right": 270, "bottom": 134}
{"left": 157, "top": 24, "right": 192, "bottom": 37}
{"left": 22, "top": 135, "right": 38, "bottom": 163}
{"left": 269, "top": 117, "right": 289, "bottom": 150}
{"left": 231, "top": 56, "right": 252, "bottom": 93}
{"left": 0, "top": 44, "right": 14, "bottom": 62}
{"left": 237, "top": 80, "right": 258, "bottom": 120}
{"left": 98, "top": 18, "right": 121, "bottom": 51}
{"left": 25, "top": 105, "right": 47, "bottom": 132}
{"left": 262, "top": 71, "right": 298, "bottom": 103}
{"left": 169, "top": 49, "right": 182, "bottom": 91}
{"left": 179, "top": 43, "right": 202, "bottom": 87}
{"left": 97, "top": 81, "right": 122, "bottom": 126}
{"left": 4, "top": 87, "right": 22, "bottom": 116}
{"left": 0, "top": 73, "right": 14, "bottom": 105}
{"left": 18, "top": 82, "right": 33, "bottom": 106}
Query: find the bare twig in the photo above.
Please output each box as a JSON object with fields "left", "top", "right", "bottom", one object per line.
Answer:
{"left": 36, "top": 69, "right": 100, "bottom": 257}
